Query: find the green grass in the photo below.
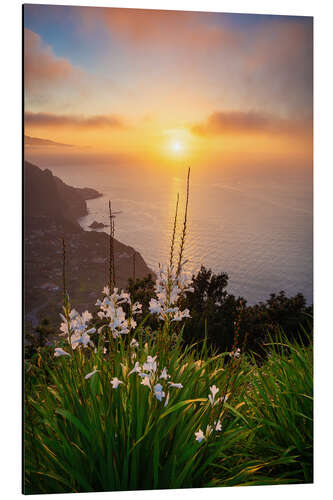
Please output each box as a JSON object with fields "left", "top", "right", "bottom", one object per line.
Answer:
{"left": 210, "top": 335, "right": 313, "bottom": 487}
{"left": 24, "top": 331, "right": 313, "bottom": 494}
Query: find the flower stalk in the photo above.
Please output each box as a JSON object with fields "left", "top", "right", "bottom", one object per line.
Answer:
{"left": 177, "top": 167, "right": 190, "bottom": 277}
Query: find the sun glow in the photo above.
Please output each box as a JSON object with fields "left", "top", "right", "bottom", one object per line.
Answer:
{"left": 170, "top": 140, "right": 183, "bottom": 153}
{"left": 153, "top": 128, "right": 199, "bottom": 165}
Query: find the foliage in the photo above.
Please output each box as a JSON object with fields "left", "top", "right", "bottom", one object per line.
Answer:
{"left": 210, "top": 333, "right": 313, "bottom": 486}
{"left": 127, "top": 266, "right": 312, "bottom": 356}
{"left": 24, "top": 167, "right": 313, "bottom": 493}
{"left": 25, "top": 318, "right": 53, "bottom": 359}
{"left": 24, "top": 331, "right": 313, "bottom": 493}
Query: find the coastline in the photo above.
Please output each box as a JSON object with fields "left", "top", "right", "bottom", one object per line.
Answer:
{"left": 24, "top": 162, "right": 155, "bottom": 328}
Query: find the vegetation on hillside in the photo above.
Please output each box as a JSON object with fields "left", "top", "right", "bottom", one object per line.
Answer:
{"left": 24, "top": 168, "right": 313, "bottom": 493}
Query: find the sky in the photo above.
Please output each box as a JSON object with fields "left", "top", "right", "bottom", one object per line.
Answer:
{"left": 24, "top": 4, "right": 313, "bottom": 170}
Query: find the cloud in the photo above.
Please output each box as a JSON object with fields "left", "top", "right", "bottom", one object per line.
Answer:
{"left": 79, "top": 9, "right": 312, "bottom": 116}
{"left": 240, "top": 20, "right": 313, "bottom": 114}
{"left": 81, "top": 8, "right": 235, "bottom": 50}
{"left": 24, "top": 28, "right": 119, "bottom": 110}
{"left": 191, "top": 110, "right": 312, "bottom": 137}
{"left": 24, "top": 28, "right": 80, "bottom": 88}
{"left": 244, "top": 20, "right": 312, "bottom": 73}
{"left": 25, "top": 112, "right": 127, "bottom": 130}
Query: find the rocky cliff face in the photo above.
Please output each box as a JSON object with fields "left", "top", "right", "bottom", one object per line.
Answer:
{"left": 24, "top": 161, "right": 154, "bottom": 328}
{"left": 24, "top": 161, "right": 102, "bottom": 229}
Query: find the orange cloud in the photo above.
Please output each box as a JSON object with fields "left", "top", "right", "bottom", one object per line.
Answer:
{"left": 81, "top": 8, "right": 235, "bottom": 50}
{"left": 25, "top": 111, "right": 127, "bottom": 130}
{"left": 191, "top": 110, "right": 312, "bottom": 137}
{"left": 24, "top": 28, "right": 80, "bottom": 89}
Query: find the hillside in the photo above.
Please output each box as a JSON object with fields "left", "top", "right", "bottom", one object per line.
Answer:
{"left": 24, "top": 161, "right": 154, "bottom": 328}
{"left": 24, "top": 161, "right": 102, "bottom": 228}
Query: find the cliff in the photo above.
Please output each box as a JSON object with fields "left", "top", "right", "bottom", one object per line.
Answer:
{"left": 24, "top": 161, "right": 102, "bottom": 229}
{"left": 24, "top": 161, "right": 154, "bottom": 328}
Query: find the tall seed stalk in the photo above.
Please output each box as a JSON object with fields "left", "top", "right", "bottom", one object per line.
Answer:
{"left": 112, "top": 218, "right": 116, "bottom": 287}
{"left": 61, "top": 236, "right": 71, "bottom": 345}
{"left": 169, "top": 192, "right": 179, "bottom": 269}
{"left": 108, "top": 200, "right": 116, "bottom": 290}
{"left": 133, "top": 251, "right": 136, "bottom": 282}
{"left": 62, "top": 236, "right": 67, "bottom": 302}
{"left": 177, "top": 167, "right": 190, "bottom": 277}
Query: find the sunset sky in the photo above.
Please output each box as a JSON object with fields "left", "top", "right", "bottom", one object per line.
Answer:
{"left": 24, "top": 4, "right": 313, "bottom": 170}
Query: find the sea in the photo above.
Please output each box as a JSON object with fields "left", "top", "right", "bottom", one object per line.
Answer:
{"left": 46, "top": 163, "right": 313, "bottom": 306}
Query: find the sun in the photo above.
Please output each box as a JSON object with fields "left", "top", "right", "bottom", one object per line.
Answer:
{"left": 162, "top": 128, "right": 191, "bottom": 159}
{"left": 170, "top": 140, "right": 183, "bottom": 154}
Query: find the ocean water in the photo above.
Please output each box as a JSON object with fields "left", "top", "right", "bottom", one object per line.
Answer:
{"left": 47, "top": 163, "right": 313, "bottom": 305}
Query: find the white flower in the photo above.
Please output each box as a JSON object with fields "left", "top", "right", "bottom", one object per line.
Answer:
{"left": 54, "top": 347, "right": 71, "bottom": 357}
{"left": 81, "top": 310, "right": 92, "bottom": 323}
{"left": 214, "top": 420, "right": 222, "bottom": 432}
{"left": 59, "top": 321, "right": 69, "bottom": 336}
{"left": 143, "top": 355, "right": 157, "bottom": 373}
{"left": 108, "top": 307, "right": 129, "bottom": 336}
{"left": 159, "top": 367, "right": 170, "bottom": 380}
{"left": 149, "top": 298, "right": 163, "bottom": 315}
{"left": 96, "top": 287, "right": 140, "bottom": 339}
{"left": 85, "top": 369, "right": 100, "bottom": 380}
{"left": 206, "top": 422, "right": 222, "bottom": 435}
{"left": 81, "top": 331, "right": 94, "bottom": 347}
{"left": 69, "top": 308, "right": 79, "bottom": 320}
{"left": 130, "top": 338, "right": 139, "bottom": 349}
{"left": 70, "top": 331, "right": 81, "bottom": 349}
{"left": 141, "top": 376, "right": 151, "bottom": 389}
{"left": 230, "top": 348, "right": 241, "bottom": 359}
{"left": 195, "top": 429, "right": 205, "bottom": 443}
{"left": 111, "top": 377, "right": 124, "bottom": 389}
{"left": 208, "top": 385, "right": 219, "bottom": 406}
{"left": 119, "top": 291, "right": 131, "bottom": 303}
{"left": 168, "top": 382, "right": 183, "bottom": 389}
{"left": 86, "top": 327, "right": 96, "bottom": 335}
{"left": 153, "top": 383, "right": 165, "bottom": 401}
{"left": 71, "top": 331, "right": 93, "bottom": 349}
{"left": 59, "top": 308, "right": 94, "bottom": 349}
{"left": 171, "top": 309, "right": 191, "bottom": 322}
{"left": 195, "top": 421, "right": 221, "bottom": 443}
{"left": 59, "top": 313, "right": 67, "bottom": 323}
{"left": 128, "top": 361, "right": 142, "bottom": 376}
{"left": 148, "top": 264, "right": 193, "bottom": 322}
